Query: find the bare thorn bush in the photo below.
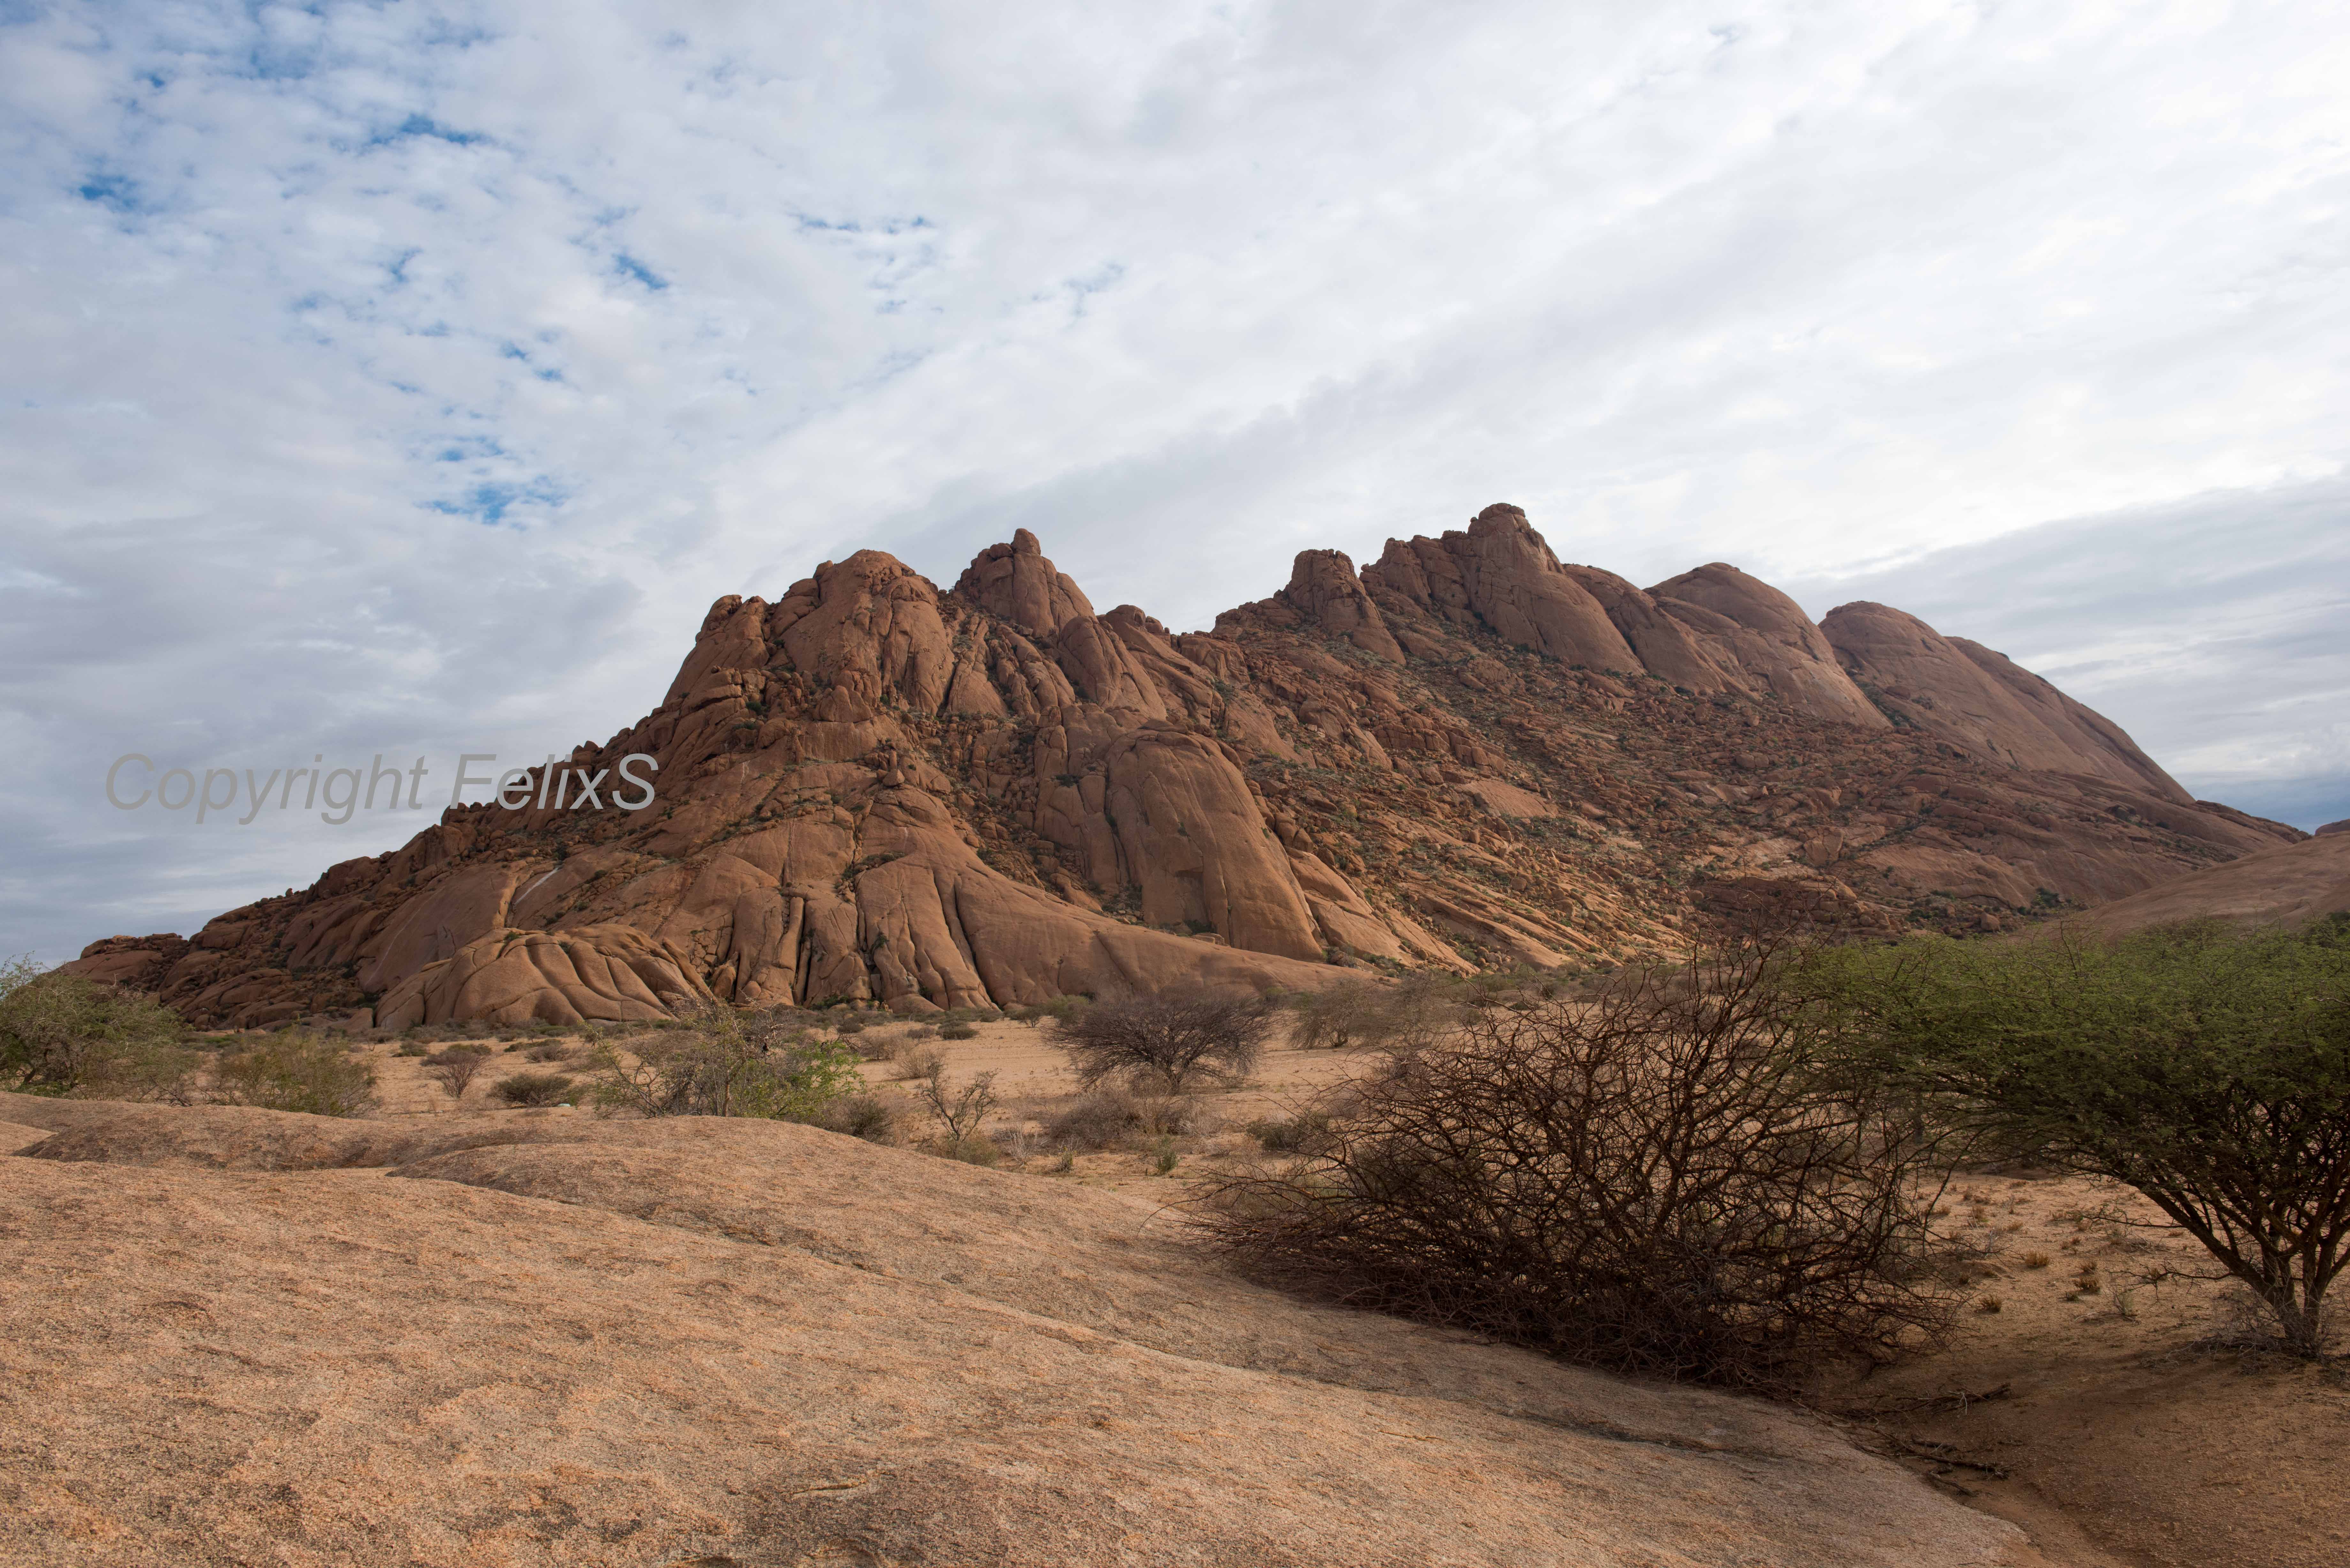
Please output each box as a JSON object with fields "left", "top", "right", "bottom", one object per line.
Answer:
{"left": 494, "top": 1070, "right": 577, "bottom": 1107}
{"left": 917, "top": 1063, "right": 997, "bottom": 1143}
{"left": 424, "top": 1045, "right": 490, "bottom": 1101}
{"left": 1286, "top": 975, "right": 1463, "bottom": 1053}
{"left": 1195, "top": 939, "right": 1961, "bottom": 1388}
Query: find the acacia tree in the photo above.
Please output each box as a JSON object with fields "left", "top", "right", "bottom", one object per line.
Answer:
{"left": 1056, "top": 990, "right": 1275, "bottom": 1094}
{"left": 1806, "top": 917, "right": 2350, "bottom": 1358}
{"left": 1196, "top": 938, "right": 1960, "bottom": 1387}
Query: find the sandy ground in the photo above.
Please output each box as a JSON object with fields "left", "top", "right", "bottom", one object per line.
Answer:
{"left": 1814, "top": 1172, "right": 2350, "bottom": 1568}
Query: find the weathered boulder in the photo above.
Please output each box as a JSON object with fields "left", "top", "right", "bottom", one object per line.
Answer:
{"left": 1557, "top": 563, "right": 1745, "bottom": 694}
{"left": 1364, "top": 503, "right": 1642, "bottom": 669}
{"left": 951, "top": 525, "right": 1096, "bottom": 638}
{"left": 1218, "top": 547, "right": 1405, "bottom": 662}
{"left": 375, "top": 923, "right": 716, "bottom": 1028}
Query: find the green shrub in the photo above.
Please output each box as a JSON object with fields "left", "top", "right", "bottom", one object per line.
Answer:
{"left": 1037, "top": 994, "right": 1090, "bottom": 1027}
{"left": 213, "top": 1033, "right": 378, "bottom": 1117}
{"left": 0, "top": 958, "right": 197, "bottom": 1101}
{"left": 938, "top": 1020, "right": 979, "bottom": 1040}
{"left": 587, "top": 1005, "right": 863, "bottom": 1123}
{"left": 494, "top": 1071, "right": 577, "bottom": 1107}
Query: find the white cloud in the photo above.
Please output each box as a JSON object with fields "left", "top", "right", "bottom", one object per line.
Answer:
{"left": 3, "top": 0, "right": 2347, "bottom": 959}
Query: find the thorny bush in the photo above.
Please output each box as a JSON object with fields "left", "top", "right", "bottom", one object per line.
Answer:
{"left": 1194, "top": 938, "right": 1961, "bottom": 1388}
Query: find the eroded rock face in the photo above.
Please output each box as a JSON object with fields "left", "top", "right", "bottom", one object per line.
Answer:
{"left": 2074, "top": 830, "right": 2350, "bottom": 935}
{"left": 1646, "top": 562, "right": 1887, "bottom": 727}
{"left": 1364, "top": 503, "right": 1641, "bottom": 670}
{"left": 952, "top": 526, "right": 1096, "bottom": 638}
{"left": 1819, "top": 602, "right": 2196, "bottom": 803}
{"left": 69, "top": 508, "right": 2301, "bottom": 1027}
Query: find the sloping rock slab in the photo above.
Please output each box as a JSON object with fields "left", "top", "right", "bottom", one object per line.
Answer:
{"left": 2076, "top": 830, "right": 2350, "bottom": 935}
{"left": 0, "top": 1099, "right": 2039, "bottom": 1568}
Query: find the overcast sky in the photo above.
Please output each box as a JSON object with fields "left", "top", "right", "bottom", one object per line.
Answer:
{"left": 4, "top": 0, "right": 2346, "bottom": 965}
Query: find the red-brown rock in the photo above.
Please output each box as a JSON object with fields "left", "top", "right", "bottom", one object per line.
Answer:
{"left": 1820, "top": 602, "right": 2194, "bottom": 803}
{"left": 65, "top": 509, "right": 2301, "bottom": 1027}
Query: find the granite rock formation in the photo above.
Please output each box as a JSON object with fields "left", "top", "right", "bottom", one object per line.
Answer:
{"left": 68, "top": 504, "right": 2300, "bottom": 1027}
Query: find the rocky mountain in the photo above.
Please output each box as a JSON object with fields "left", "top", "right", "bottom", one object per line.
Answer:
{"left": 68, "top": 504, "right": 2300, "bottom": 1028}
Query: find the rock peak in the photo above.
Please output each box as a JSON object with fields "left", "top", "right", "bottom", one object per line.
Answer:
{"left": 954, "top": 532, "right": 1095, "bottom": 638}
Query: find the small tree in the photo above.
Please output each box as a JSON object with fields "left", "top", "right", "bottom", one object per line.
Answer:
{"left": 424, "top": 1044, "right": 490, "bottom": 1101}
{"left": 0, "top": 958, "right": 196, "bottom": 1101}
{"left": 917, "top": 1062, "right": 997, "bottom": 1142}
{"left": 588, "top": 1004, "right": 862, "bottom": 1122}
{"left": 1196, "top": 938, "right": 1960, "bottom": 1387}
{"left": 1057, "top": 990, "right": 1274, "bottom": 1093}
{"left": 1808, "top": 917, "right": 2350, "bottom": 1358}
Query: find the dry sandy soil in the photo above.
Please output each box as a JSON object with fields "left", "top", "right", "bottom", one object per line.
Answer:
{"left": 1816, "top": 1172, "right": 2350, "bottom": 1568}
{"left": 3, "top": 1018, "right": 2339, "bottom": 1567}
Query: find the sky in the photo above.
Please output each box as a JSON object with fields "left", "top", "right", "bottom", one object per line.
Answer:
{"left": 3, "top": 0, "right": 2346, "bottom": 965}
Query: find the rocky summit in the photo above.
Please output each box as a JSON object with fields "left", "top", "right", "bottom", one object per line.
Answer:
{"left": 71, "top": 504, "right": 2302, "bottom": 1028}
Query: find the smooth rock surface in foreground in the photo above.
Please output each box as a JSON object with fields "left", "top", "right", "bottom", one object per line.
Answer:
{"left": 0, "top": 1095, "right": 2045, "bottom": 1568}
